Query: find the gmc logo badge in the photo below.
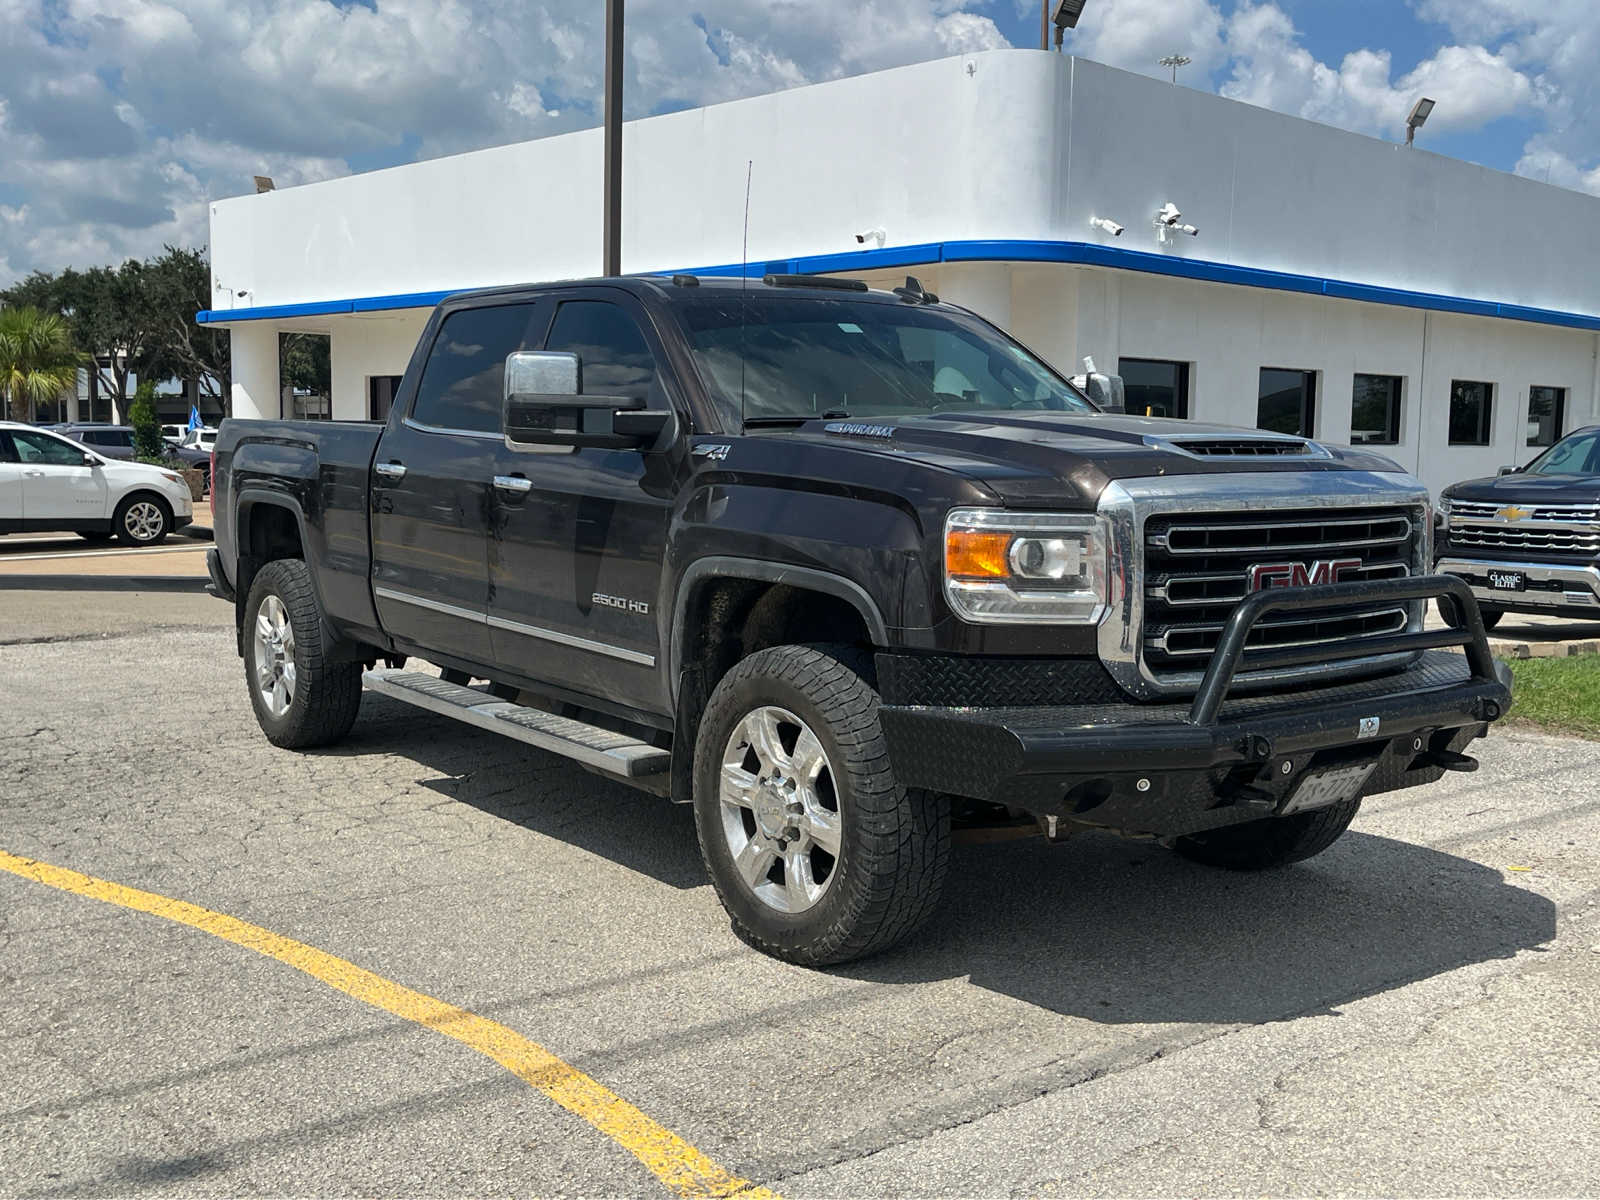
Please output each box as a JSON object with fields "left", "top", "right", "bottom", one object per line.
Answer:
{"left": 1247, "top": 558, "right": 1363, "bottom": 591}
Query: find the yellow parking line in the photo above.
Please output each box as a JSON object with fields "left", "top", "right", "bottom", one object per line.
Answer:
{"left": 0, "top": 849, "right": 776, "bottom": 1200}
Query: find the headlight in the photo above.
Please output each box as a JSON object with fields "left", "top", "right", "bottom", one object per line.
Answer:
{"left": 944, "top": 508, "right": 1109, "bottom": 624}
{"left": 1437, "top": 496, "right": 1451, "bottom": 528}
{"left": 160, "top": 471, "right": 185, "bottom": 486}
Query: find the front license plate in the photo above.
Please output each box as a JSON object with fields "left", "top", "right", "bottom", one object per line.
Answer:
{"left": 1488, "top": 570, "right": 1526, "bottom": 592}
{"left": 1282, "top": 761, "right": 1378, "bottom": 815}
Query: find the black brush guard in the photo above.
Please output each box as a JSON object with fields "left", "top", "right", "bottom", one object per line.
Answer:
{"left": 878, "top": 576, "right": 1511, "bottom": 836}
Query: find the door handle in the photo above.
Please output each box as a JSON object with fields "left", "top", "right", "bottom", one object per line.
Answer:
{"left": 23, "top": 469, "right": 45, "bottom": 477}
{"left": 493, "top": 475, "right": 533, "bottom": 495}
{"left": 374, "top": 461, "right": 407, "bottom": 482}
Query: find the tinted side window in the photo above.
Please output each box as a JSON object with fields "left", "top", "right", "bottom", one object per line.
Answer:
{"left": 12, "top": 431, "right": 89, "bottom": 465}
{"left": 112, "top": 431, "right": 133, "bottom": 448}
{"left": 545, "top": 301, "right": 657, "bottom": 405}
{"left": 411, "top": 304, "right": 545, "bottom": 433}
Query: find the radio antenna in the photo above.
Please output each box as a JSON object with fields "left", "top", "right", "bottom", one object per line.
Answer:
{"left": 739, "top": 160, "right": 753, "bottom": 431}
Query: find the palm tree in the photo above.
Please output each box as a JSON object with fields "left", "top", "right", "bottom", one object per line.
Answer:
{"left": 0, "top": 306, "right": 82, "bottom": 422}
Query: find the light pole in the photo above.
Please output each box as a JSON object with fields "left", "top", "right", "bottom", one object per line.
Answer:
{"left": 603, "top": 0, "right": 624, "bottom": 276}
{"left": 1405, "top": 97, "right": 1436, "bottom": 146}
{"left": 1159, "top": 54, "right": 1191, "bottom": 84}
{"left": 1044, "top": 1, "right": 1087, "bottom": 51}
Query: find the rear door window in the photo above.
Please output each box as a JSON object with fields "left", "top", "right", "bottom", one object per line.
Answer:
{"left": 410, "top": 304, "right": 547, "bottom": 434}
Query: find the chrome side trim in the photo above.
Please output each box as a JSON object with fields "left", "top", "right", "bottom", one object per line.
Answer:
{"left": 485, "top": 613, "right": 656, "bottom": 667}
{"left": 374, "top": 585, "right": 483, "bottom": 622}
{"left": 402, "top": 417, "right": 502, "bottom": 441}
{"left": 374, "top": 585, "right": 656, "bottom": 667}
{"left": 1096, "top": 470, "right": 1431, "bottom": 700}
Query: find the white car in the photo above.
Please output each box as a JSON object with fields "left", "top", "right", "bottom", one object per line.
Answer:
{"left": 178, "top": 426, "right": 219, "bottom": 453}
{"left": 0, "top": 421, "right": 195, "bottom": 546}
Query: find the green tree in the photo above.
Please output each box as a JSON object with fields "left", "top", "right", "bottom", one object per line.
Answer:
{"left": 4, "top": 248, "right": 233, "bottom": 419}
{"left": 141, "top": 247, "right": 232, "bottom": 414}
{"left": 0, "top": 306, "right": 82, "bottom": 422}
{"left": 128, "top": 382, "right": 164, "bottom": 460}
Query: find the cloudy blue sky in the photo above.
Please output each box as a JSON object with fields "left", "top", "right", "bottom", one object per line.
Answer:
{"left": 0, "top": 0, "right": 1594, "bottom": 284}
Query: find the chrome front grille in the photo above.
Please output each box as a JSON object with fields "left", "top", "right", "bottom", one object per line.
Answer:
{"left": 1142, "top": 506, "right": 1418, "bottom": 674}
{"left": 1448, "top": 500, "right": 1600, "bottom": 556}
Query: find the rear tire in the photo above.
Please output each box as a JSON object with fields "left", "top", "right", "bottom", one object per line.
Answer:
{"left": 692, "top": 644, "right": 950, "bottom": 966}
{"left": 113, "top": 493, "right": 170, "bottom": 546}
{"left": 1172, "top": 797, "right": 1361, "bottom": 871}
{"left": 243, "top": 558, "right": 362, "bottom": 749}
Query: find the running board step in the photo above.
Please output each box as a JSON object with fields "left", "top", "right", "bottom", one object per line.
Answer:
{"left": 362, "top": 668, "right": 670, "bottom": 780}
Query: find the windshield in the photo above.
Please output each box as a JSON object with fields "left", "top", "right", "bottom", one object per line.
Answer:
{"left": 670, "top": 293, "right": 1094, "bottom": 426}
{"left": 1523, "top": 429, "right": 1600, "bottom": 476}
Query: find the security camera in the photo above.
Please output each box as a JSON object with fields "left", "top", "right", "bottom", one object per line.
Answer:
{"left": 1154, "top": 203, "right": 1199, "bottom": 243}
{"left": 855, "top": 228, "right": 887, "bottom": 248}
{"left": 1089, "top": 216, "right": 1125, "bottom": 238}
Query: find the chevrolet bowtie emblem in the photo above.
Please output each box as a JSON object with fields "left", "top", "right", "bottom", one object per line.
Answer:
{"left": 1496, "top": 505, "right": 1532, "bottom": 522}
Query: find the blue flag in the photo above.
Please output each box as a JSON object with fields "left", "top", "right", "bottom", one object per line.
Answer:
{"left": 188, "top": 405, "right": 203, "bottom": 431}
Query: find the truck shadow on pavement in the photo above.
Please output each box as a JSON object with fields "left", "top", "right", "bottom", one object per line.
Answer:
{"left": 848, "top": 830, "right": 1557, "bottom": 1025}
{"left": 338, "top": 697, "right": 1557, "bottom": 1027}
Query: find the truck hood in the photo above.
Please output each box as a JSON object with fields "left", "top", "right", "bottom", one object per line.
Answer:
{"left": 772, "top": 411, "right": 1409, "bottom": 507}
{"left": 1444, "top": 472, "right": 1600, "bottom": 506}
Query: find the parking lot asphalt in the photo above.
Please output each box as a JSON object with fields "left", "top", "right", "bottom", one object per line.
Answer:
{"left": 2, "top": 587, "right": 1597, "bottom": 1197}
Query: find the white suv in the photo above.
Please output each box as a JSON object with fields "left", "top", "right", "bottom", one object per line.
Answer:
{"left": 0, "top": 422, "right": 195, "bottom": 546}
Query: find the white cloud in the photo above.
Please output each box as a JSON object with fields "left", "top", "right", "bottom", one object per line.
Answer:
{"left": 1063, "top": 0, "right": 1228, "bottom": 81}
{"left": 1221, "top": 5, "right": 1538, "bottom": 139}
{"left": 0, "top": 0, "right": 1011, "bottom": 284}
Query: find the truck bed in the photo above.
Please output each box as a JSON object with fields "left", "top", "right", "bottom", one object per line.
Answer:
{"left": 213, "top": 419, "right": 386, "bottom": 649}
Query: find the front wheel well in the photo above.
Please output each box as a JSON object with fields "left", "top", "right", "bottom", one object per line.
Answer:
{"left": 672, "top": 575, "right": 878, "bottom": 804}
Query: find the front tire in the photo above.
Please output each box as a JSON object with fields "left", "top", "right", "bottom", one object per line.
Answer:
{"left": 1438, "top": 597, "right": 1503, "bottom": 631}
{"left": 113, "top": 493, "right": 170, "bottom": 546}
{"left": 1172, "top": 797, "right": 1361, "bottom": 871}
{"left": 692, "top": 644, "right": 950, "bottom": 966}
{"left": 243, "top": 559, "right": 362, "bottom": 749}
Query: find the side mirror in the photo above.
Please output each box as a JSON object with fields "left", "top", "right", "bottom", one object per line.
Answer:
{"left": 1498, "top": 465, "right": 1518, "bottom": 476}
{"left": 502, "top": 351, "right": 670, "bottom": 450}
{"left": 81, "top": 452, "right": 98, "bottom": 467}
{"left": 1080, "top": 372, "right": 1126, "bottom": 414}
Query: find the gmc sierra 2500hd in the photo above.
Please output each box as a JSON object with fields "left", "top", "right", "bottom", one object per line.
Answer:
{"left": 209, "top": 274, "right": 1511, "bottom": 965}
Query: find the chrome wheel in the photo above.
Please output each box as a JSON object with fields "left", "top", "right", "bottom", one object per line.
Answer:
{"left": 719, "top": 705, "right": 842, "bottom": 914}
{"left": 123, "top": 500, "right": 164, "bottom": 542}
{"left": 252, "top": 595, "right": 297, "bottom": 718}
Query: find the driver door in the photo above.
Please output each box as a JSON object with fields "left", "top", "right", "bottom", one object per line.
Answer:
{"left": 9, "top": 430, "right": 109, "bottom": 523}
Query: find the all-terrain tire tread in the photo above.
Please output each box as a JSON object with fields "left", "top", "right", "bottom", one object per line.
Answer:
{"left": 693, "top": 643, "right": 950, "bottom": 966}
{"left": 1173, "top": 795, "right": 1362, "bottom": 871}
{"left": 245, "top": 558, "right": 362, "bottom": 749}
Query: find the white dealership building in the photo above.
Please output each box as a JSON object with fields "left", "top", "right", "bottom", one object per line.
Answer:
{"left": 203, "top": 49, "right": 1600, "bottom": 495}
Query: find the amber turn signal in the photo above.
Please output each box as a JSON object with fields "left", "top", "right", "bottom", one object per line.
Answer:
{"left": 945, "top": 529, "right": 1013, "bottom": 579}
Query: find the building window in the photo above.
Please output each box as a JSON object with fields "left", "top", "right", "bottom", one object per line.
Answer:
{"left": 1118, "top": 358, "right": 1190, "bottom": 419}
{"left": 368, "top": 376, "right": 402, "bottom": 422}
{"left": 1449, "top": 380, "right": 1494, "bottom": 446}
{"left": 1351, "top": 374, "right": 1402, "bottom": 445}
{"left": 1527, "top": 386, "right": 1565, "bottom": 448}
{"left": 1258, "top": 368, "right": 1316, "bottom": 437}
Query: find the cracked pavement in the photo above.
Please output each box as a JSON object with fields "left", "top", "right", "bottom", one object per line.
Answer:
{"left": 1, "top": 597, "right": 1596, "bottom": 1196}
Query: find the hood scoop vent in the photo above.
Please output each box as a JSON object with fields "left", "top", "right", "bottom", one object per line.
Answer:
{"left": 1150, "top": 434, "right": 1333, "bottom": 461}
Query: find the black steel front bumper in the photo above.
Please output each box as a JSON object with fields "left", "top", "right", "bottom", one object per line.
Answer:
{"left": 879, "top": 576, "right": 1512, "bottom": 839}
